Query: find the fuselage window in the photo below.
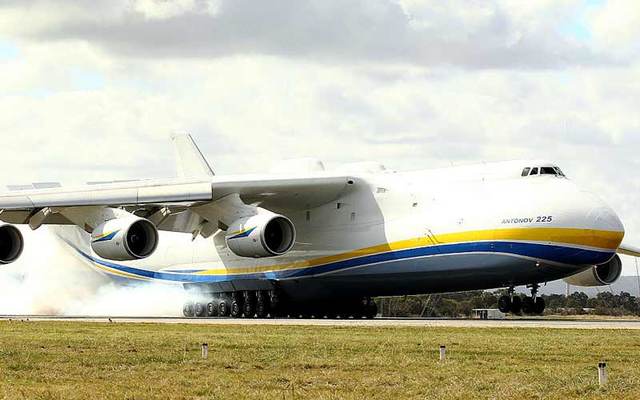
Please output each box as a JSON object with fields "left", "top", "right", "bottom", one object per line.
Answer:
{"left": 521, "top": 167, "right": 531, "bottom": 177}
{"left": 530, "top": 167, "right": 539, "bottom": 175}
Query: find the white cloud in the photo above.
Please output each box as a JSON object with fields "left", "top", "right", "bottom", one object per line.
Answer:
{"left": 0, "top": 0, "right": 607, "bottom": 68}
{"left": 132, "top": 0, "right": 221, "bottom": 20}
{"left": 589, "top": 0, "right": 640, "bottom": 59}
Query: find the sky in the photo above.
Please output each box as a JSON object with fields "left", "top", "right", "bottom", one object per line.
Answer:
{"left": 0, "top": 0, "right": 639, "bottom": 274}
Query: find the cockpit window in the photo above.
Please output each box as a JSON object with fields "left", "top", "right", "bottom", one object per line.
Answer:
{"left": 540, "top": 167, "right": 556, "bottom": 175}
{"left": 522, "top": 165, "right": 567, "bottom": 178}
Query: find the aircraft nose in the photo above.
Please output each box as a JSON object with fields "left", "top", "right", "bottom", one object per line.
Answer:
{"left": 576, "top": 190, "right": 625, "bottom": 259}
{"left": 583, "top": 192, "right": 624, "bottom": 234}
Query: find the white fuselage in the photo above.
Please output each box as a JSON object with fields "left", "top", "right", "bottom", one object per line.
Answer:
{"left": 60, "top": 160, "right": 624, "bottom": 299}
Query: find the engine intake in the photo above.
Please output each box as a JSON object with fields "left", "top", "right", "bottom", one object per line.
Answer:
{"left": 0, "top": 224, "right": 23, "bottom": 265}
{"left": 226, "top": 212, "right": 296, "bottom": 258}
{"left": 91, "top": 217, "right": 159, "bottom": 261}
{"left": 563, "top": 254, "right": 623, "bottom": 287}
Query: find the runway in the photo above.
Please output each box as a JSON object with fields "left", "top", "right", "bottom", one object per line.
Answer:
{"left": 2, "top": 316, "right": 640, "bottom": 329}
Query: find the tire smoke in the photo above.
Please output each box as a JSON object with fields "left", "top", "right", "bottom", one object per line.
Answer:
{"left": 0, "top": 226, "right": 186, "bottom": 317}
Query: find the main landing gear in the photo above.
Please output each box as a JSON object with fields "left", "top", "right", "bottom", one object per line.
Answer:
{"left": 182, "top": 290, "right": 378, "bottom": 319}
{"left": 497, "top": 285, "right": 545, "bottom": 315}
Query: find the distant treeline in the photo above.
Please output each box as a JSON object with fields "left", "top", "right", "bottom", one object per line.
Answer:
{"left": 375, "top": 291, "right": 640, "bottom": 317}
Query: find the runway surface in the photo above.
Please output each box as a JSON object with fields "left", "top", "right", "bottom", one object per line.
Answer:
{"left": 2, "top": 316, "right": 640, "bottom": 329}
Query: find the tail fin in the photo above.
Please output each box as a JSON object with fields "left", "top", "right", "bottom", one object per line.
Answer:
{"left": 171, "top": 134, "right": 215, "bottom": 178}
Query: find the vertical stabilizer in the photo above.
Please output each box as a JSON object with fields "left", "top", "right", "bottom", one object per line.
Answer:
{"left": 171, "top": 134, "right": 215, "bottom": 178}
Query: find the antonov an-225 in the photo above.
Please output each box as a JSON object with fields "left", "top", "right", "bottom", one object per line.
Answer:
{"left": 0, "top": 135, "right": 637, "bottom": 318}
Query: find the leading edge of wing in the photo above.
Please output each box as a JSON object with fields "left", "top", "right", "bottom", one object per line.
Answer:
{"left": 617, "top": 243, "right": 640, "bottom": 258}
{"left": 0, "top": 173, "right": 356, "bottom": 211}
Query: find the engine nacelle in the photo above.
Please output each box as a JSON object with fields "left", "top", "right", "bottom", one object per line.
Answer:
{"left": 226, "top": 212, "right": 296, "bottom": 258}
{"left": 564, "top": 255, "right": 623, "bottom": 287}
{"left": 0, "top": 224, "right": 23, "bottom": 265}
{"left": 91, "top": 217, "right": 159, "bottom": 261}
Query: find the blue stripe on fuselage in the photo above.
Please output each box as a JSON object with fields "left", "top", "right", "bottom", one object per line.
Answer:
{"left": 75, "top": 241, "right": 615, "bottom": 283}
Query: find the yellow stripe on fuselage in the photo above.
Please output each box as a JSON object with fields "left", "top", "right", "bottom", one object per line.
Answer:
{"left": 91, "top": 261, "right": 149, "bottom": 281}
{"left": 435, "top": 227, "right": 624, "bottom": 250}
{"left": 195, "top": 227, "right": 624, "bottom": 277}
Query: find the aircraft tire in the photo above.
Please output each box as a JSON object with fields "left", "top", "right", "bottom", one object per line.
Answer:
{"left": 269, "top": 290, "right": 281, "bottom": 308}
{"left": 207, "top": 302, "right": 218, "bottom": 317}
{"left": 218, "top": 300, "right": 230, "bottom": 317}
{"left": 364, "top": 302, "right": 378, "bottom": 319}
{"left": 231, "top": 300, "right": 243, "bottom": 318}
{"left": 256, "top": 292, "right": 269, "bottom": 318}
{"left": 533, "top": 297, "right": 545, "bottom": 315}
{"left": 183, "top": 302, "right": 195, "bottom": 318}
{"left": 194, "top": 302, "right": 207, "bottom": 318}
{"left": 521, "top": 296, "right": 535, "bottom": 315}
{"left": 510, "top": 296, "right": 522, "bottom": 314}
{"left": 243, "top": 291, "right": 256, "bottom": 318}
{"left": 497, "top": 296, "right": 511, "bottom": 313}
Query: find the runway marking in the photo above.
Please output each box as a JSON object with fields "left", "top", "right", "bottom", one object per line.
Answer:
{"left": 2, "top": 316, "right": 640, "bottom": 329}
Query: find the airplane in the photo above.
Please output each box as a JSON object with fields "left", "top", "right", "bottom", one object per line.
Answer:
{"left": 0, "top": 134, "right": 638, "bottom": 318}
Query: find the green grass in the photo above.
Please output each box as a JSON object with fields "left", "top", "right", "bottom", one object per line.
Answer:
{"left": 1, "top": 322, "right": 640, "bottom": 399}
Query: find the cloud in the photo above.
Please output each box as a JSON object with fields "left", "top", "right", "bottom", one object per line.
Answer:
{"left": 589, "top": 0, "right": 640, "bottom": 60}
{"left": 0, "top": 0, "right": 611, "bottom": 69}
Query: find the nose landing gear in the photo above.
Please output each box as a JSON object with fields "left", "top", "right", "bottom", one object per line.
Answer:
{"left": 497, "top": 287, "right": 522, "bottom": 314}
{"left": 522, "top": 284, "right": 545, "bottom": 315}
{"left": 497, "top": 284, "right": 546, "bottom": 315}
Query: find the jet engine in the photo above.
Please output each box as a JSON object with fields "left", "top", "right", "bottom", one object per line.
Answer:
{"left": 91, "top": 217, "right": 159, "bottom": 261}
{"left": 226, "top": 212, "right": 296, "bottom": 258}
{"left": 0, "top": 224, "right": 23, "bottom": 265}
{"left": 563, "top": 254, "right": 622, "bottom": 287}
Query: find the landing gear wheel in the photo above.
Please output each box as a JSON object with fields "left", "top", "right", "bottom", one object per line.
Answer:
{"left": 218, "top": 300, "right": 230, "bottom": 317}
{"left": 533, "top": 297, "right": 545, "bottom": 315}
{"left": 194, "top": 302, "right": 207, "bottom": 317}
{"left": 498, "top": 296, "right": 511, "bottom": 313}
{"left": 510, "top": 296, "right": 522, "bottom": 314}
{"left": 364, "top": 302, "right": 378, "bottom": 319}
{"left": 269, "top": 290, "right": 283, "bottom": 317}
{"left": 230, "top": 292, "right": 244, "bottom": 318}
{"left": 207, "top": 302, "right": 218, "bottom": 317}
{"left": 270, "top": 290, "right": 281, "bottom": 307}
{"left": 243, "top": 292, "right": 256, "bottom": 318}
{"left": 256, "top": 292, "right": 269, "bottom": 318}
{"left": 183, "top": 302, "right": 195, "bottom": 318}
{"left": 231, "top": 300, "right": 243, "bottom": 318}
{"left": 521, "top": 296, "right": 535, "bottom": 315}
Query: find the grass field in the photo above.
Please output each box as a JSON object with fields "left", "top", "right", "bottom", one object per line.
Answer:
{"left": 1, "top": 321, "right": 640, "bottom": 399}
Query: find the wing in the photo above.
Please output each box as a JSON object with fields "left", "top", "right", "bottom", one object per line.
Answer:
{"left": 617, "top": 243, "right": 640, "bottom": 258}
{"left": 0, "top": 134, "right": 355, "bottom": 236}
{"left": 0, "top": 174, "right": 355, "bottom": 234}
